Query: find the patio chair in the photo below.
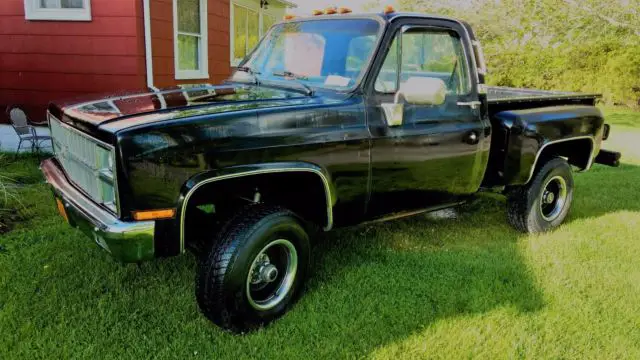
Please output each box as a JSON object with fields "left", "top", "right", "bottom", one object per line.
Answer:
{"left": 6, "top": 106, "right": 52, "bottom": 156}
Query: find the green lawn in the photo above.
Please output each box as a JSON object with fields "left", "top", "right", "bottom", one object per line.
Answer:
{"left": 1, "top": 115, "right": 639, "bottom": 359}
{"left": 601, "top": 106, "right": 640, "bottom": 129}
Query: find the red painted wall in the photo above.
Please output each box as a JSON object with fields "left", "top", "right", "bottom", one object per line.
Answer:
{"left": 150, "top": 0, "right": 231, "bottom": 88}
{"left": 0, "top": 0, "right": 147, "bottom": 124}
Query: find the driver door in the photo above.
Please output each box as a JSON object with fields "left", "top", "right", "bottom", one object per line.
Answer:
{"left": 365, "top": 20, "right": 490, "bottom": 218}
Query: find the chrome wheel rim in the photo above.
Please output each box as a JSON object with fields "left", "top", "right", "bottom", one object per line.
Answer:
{"left": 540, "top": 176, "right": 568, "bottom": 221}
{"left": 246, "top": 239, "right": 298, "bottom": 311}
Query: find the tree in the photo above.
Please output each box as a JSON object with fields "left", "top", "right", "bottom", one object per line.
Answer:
{"left": 371, "top": 0, "right": 640, "bottom": 107}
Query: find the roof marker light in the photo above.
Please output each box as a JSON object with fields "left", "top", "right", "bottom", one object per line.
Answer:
{"left": 283, "top": 14, "right": 296, "bottom": 20}
{"left": 324, "top": 7, "right": 338, "bottom": 15}
{"left": 338, "top": 7, "right": 352, "bottom": 14}
{"left": 384, "top": 5, "right": 395, "bottom": 14}
{"left": 312, "top": 9, "right": 323, "bottom": 16}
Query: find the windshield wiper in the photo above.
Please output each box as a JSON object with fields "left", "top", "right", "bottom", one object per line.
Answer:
{"left": 272, "top": 71, "right": 314, "bottom": 96}
{"left": 236, "top": 66, "right": 261, "bottom": 85}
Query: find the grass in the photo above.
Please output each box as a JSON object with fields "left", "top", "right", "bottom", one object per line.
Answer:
{"left": 600, "top": 106, "right": 640, "bottom": 129}
{"left": 0, "top": 154, "right": 44, "bottom": 234}
{"left": 1, "top": 116, "right": 640, "bottom": 359}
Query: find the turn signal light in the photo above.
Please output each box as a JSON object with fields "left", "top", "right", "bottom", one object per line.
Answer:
{"left": 338, "top": 7, "right": 352, "bottom": 14}
{"left": 384, "top": 5, "right": 395, "bottom": 14}
{"left": 325, "top": 7, "right": 338, "bottom": 15}
{"left": 132, "top": 209, "right": 176, "bottom": 221}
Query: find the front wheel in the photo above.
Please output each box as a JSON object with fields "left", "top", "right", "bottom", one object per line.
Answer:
{"left": 196, "top": 205, "right": 310, "bottom": 333}
{"left": 506, "top": 158, "right": 574, "bottom": 233}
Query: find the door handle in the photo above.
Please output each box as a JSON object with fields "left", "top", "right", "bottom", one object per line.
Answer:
{"left": 457, "top": 101, "right": 482, "bottom": 110}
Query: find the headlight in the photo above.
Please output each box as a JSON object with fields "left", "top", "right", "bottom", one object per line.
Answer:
{"left": 96, "top": 145, "right": 114, "bottom": 172}
{"left": 96, "top": 145, "right": 117, "bottom": 213}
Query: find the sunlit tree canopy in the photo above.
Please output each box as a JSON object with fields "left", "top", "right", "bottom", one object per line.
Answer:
{"left": 366, "top": 0, "right": 640, "bottom": 107}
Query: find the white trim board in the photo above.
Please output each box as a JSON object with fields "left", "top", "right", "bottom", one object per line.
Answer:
{"left": 143, "top": 0, "right": 154, "bottom": 88}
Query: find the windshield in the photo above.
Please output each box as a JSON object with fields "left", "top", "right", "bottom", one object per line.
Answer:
{"left": 233, "top": 18, "right": 382, "bottom": 91}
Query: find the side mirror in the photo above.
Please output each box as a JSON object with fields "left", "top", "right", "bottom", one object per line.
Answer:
{"left": 381, "top": 77, "right": 447, "bottom": 127}
{"left": 398, "top": 77, "right": 447, "bottom": 106}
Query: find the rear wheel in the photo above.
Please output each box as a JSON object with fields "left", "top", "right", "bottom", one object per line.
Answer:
{"left": 506, "top": 158, "right": 574, "bottom": 233}
{"left": 195, "top": 205, "right": 310, "bottom": 333}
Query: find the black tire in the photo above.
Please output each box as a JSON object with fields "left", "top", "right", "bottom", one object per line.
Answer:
{"left": 506, "top": 158, "right": 574, "bottom": 233}
{"left": 195, "top": 204, "right": 310, "bottom": 333}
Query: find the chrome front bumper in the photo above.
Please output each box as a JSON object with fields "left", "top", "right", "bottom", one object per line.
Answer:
{"left": 41, "top": 158, "right": 155, "bottom": 263}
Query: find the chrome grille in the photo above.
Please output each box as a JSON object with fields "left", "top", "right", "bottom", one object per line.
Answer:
{"left": 49, "top": 114, "right": 118, "bottom": 215}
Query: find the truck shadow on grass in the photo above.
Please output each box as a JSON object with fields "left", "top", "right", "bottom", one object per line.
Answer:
{"left": 285, "top": 200, "right": 542, "bottom": 356}
{"left": 266, "top": 163, "right": 640, "bottom": 356}
{"left": 569, "top": 163, "right": 640, "bottom": 221}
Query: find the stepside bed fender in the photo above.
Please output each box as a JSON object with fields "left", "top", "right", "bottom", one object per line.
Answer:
{"left": 493, "top": 105, "right": 605, "bottom": 186}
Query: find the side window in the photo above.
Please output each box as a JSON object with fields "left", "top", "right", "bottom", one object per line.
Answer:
{"left": 375, "top": 29, "right": 470, "bottom": 95}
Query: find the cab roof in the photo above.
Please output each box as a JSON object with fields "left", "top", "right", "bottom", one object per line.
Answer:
{"left": 285, "top": 11, "right": 465, "bottom": 26}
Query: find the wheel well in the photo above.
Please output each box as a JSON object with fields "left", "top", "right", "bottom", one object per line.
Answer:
{"left": 183, "top": 172, "right": 330, "bottom": 249}
{"left": 537, "top": 138, "right": 594, "bottom": 171}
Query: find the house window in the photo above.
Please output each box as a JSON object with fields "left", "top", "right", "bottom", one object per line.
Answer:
{"left": 232, "top": 4, "right": 260, "bottom": 65}
{"left": 174, "top": 0, "right": 209, "bottom": 80}
{"left": 262, "top": 14, "right": 276, "bottom": 37}
{"left": 24, "top": 0, "right": 92, "bottom": 21}
{"left": 231, "top": 1, "right": 280, "bottom": 66}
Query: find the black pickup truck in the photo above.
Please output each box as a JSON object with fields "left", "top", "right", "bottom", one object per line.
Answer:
{"left": 41, "top": 11, "right": 621, "bottom": 332}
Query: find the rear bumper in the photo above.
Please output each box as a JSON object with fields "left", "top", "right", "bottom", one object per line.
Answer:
{"left": 594, "top": 149, "right": 621, "bottom": 167}
{"left": 41, "top": 158, "right": 155, "bottom": 263}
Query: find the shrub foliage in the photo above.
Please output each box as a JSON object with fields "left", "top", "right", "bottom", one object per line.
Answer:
{"left": 387, "top": 0, "right": 640, "bottom": 107}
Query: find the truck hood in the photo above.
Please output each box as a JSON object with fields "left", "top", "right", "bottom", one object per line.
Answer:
{"left": 49, "top": 83, "right": 334, "bottom": 136}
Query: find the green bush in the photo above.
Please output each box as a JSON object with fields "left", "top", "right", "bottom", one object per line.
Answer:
{"left": 393, "top": 0, "right": 640, "bottom": 108}
{"left": 485, "top": 39, "right": 640, "bottom": 107}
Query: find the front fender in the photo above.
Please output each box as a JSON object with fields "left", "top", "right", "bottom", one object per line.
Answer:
{"left": 177, "top": 161, "right": 337, "bottom": 253}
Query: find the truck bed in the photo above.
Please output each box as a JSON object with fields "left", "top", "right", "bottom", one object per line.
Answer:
{"left": 487, "top": 86, "right": 601, "bottom": 111}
